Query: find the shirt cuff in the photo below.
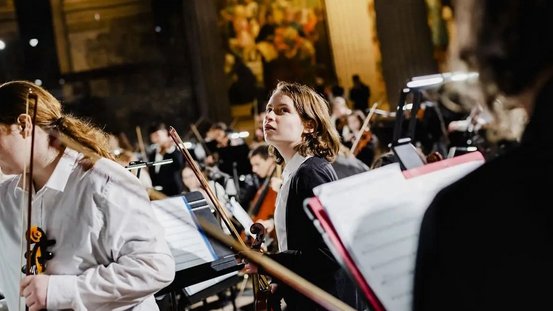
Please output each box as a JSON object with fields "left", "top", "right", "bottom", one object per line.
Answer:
{"left": 47, "top": 275, "right": 77, "bottom": 310}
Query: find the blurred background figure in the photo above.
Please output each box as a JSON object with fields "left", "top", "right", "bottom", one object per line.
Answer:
{"left": 147, "top": 122, "right": 185, "bottom": 196}
{"left": 248, "top": 144, "right": 279, "bottom": 251}
{"left": 348, "top": 74, "right": 371, "bottom": 112}
{"left": 414, "top": 1, "right": 553, "bottom": 310}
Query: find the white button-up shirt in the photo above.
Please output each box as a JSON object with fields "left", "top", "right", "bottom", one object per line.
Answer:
{"left": 0, "top": 148, "right": 175, "bottom": 311}
{"left": 274, "top": 153, "right": 311, "bottom": 252}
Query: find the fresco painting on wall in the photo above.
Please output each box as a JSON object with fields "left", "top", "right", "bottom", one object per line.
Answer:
{"left": 217, "top": 0, "right": 334, "bottom": 105}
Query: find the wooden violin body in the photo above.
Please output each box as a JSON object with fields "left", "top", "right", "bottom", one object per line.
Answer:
{"left": 352, "top": 129, "right": 373, "bottom": 156}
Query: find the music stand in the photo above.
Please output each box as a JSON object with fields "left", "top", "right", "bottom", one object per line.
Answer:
{"left": 153, "top": 191, "right": 243, "bottom": 306}
{"left": 126, "top": 159, "right": 174, "bottom": 179}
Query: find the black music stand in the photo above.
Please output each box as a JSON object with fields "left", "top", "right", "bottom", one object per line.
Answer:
{"left": 153, "top": 191, "right": 244, "bottom": 310}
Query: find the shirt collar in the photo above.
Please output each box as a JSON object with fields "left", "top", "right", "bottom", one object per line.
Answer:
{"left": 43, "top": 148, "right": 81, "bottom": 192}
{"left": 282, "top": 152, "right": 310, "bottom": 182}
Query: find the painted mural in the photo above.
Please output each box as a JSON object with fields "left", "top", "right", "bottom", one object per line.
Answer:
{"left": 217, "top": 0, "right": 334, "bottom": 105}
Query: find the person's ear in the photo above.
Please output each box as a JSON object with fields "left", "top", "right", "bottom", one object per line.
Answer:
{"left": 17, "top": 114, "right": 32, "bottom": 137}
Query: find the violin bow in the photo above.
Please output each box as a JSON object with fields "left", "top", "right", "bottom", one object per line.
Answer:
{"left": 135, "top": 126, "right": 148, "bottom": 161}
{"left": 18, "top": 91, "right": 39, "bottom": 311}
{"left": 25, "top": 92, "right": 39, "bottom": 276}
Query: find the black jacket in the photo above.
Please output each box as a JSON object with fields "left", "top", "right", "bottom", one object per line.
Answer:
{"left": 267, "top": 157, "right": 350, "bottom": 310}
{"left": 413, "top": 78, "right": 553, "bottom": 310}
{"left": 147, "top": 148, "right": 185, "bottom": 196}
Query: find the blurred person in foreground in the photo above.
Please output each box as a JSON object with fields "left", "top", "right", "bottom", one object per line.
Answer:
{"left": 414, "top": 1, "right": 553, "bottom": 310}
{"left": 0, "top": 81, "right": 174, "bottom": 311}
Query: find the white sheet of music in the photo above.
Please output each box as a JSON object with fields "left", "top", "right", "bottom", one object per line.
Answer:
{"left": 152, "top": 196, "right": 217, "bottom": 271}
{"left": 184, "top": 271, "right": 239, "bottom": 296}
{"left": 314, "top": 157, "right": 483, "bottom": 311}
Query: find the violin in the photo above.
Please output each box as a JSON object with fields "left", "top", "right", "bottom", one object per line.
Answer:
{"left": 352, "top": 129, "right": 373, "bottom": 156}
{"left": 22, "top": 226, "right": 56, "bottom": 275}
{"left": 249, "top": 223, "right": 276, "bottom": 311}
{"left": 350, "top": 103, "right": 379, "bottom": 156}
{"left": 21, "top": 92, "right": 55, "bottom": 278}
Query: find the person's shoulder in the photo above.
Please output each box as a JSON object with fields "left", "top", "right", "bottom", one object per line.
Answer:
{"left": 301, "top": 156, "right": 331, "bottom": 169}
{"left": 297, "top": 157, "right": 336, "bottom": 177}
{"left": 89, "top": 157, "right": 145, "bottom": 190}
{"left": 0, "top": 175, "right": 18, "bottom": 193}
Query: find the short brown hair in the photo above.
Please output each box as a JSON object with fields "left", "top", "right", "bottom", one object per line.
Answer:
{"left": 268, "top": 81, "right": 340, "bottom": 164}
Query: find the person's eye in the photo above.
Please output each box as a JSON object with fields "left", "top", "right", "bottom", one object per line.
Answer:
{"left": 276, "top": 107, "right": 289, "bottom": 114}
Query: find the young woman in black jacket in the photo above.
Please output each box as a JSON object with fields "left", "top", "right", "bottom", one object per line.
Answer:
{"left": 245, "top": 81, "right": 362, "bottom": 310}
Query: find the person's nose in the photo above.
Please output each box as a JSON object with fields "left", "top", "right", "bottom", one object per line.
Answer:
{"left": 265, "top": 110, "right": 276, "bottom": 121}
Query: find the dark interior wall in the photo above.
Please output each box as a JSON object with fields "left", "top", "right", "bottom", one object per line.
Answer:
{"left": 182, "top": 0, "right": 231, "bottom": 124}
{"left": 13, "top": 0, "right": 60, "bottom": 89}
{"left": 375, "top": 0, "right": 438, "bottom": 107}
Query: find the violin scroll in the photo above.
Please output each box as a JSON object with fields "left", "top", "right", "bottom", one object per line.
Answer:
{"left": 22, "top": 226, "right": 56, "bottom": 275}
{"left": 250, "top": 223, "right": 267, "bottom": 251}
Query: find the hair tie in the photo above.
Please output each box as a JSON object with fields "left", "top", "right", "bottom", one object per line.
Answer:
{"left": 52, "top": 116, "right": 65, "bottom": 128}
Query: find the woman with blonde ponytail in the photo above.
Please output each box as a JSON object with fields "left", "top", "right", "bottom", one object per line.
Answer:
{"left": 0, "top": 81, "right": 175, "bottom": 311}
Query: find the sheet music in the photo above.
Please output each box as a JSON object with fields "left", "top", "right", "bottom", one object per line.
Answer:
{"left": 314, "top": 157, "right": 483, "bottom": 311}
{"left": 152, "top": 196, "right": 217, "bottom": 271}
{"left": 184, "top": 271, "right": 239, "bottom": 296}
{"left": 228, "top": 197, "right": 254, "bottom": 236}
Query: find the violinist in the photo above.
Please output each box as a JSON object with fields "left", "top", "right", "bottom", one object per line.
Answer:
{"left": 147, "top": 122, "right": 185, "bottom": 196}
{"left": 204, "top": 122, "right": 251, "bottom": 178}
{"left": 244, "top": 82, "right": 361, "bottom": 310}
{"left": 0, "top": 81, "right": 174, "bottom": 311}
{"left": 248, "top": 144, "right": 280, "bottom": 250}
{"left": 342, "top": 109, "right": 377, "bottom": 167}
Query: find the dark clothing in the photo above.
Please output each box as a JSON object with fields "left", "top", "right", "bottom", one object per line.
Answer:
{"left": 349, "top": 83, "right": 371, "bottom": 111}
{"left": 413, "top": 78, "right": 553, "bottom": 310}
{"left": 147, "top": 148, "right": 185, "bottom": 196}
{"left": 267, "top": 157, "right": 360, "bottom": 310}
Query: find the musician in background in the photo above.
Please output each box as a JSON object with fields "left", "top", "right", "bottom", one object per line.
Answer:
{"left": 147, "top": 122, "right": 185, "bottom": 196}
{"left": 181, "top": 165, "right": 230, "bottom": 213}
{"left": 0, "top": 81, "right": 174, "bottom": 311}
{"left": 244, "top": 81, "right": 362, "bottom": 310}
{"left": 248, "top": 144, "right": 280, "bottom": 250}
{"left": 414, "top": 1, "right": 553, "bottom": 310}
{"left": 342, "top": 109, "right": 378, "bottom": 167}
{"left": 331, "top": 143, "right": 370, "bottom": 179}
{"left": 204, "top": 122, "right": 251, "bottom": 178}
